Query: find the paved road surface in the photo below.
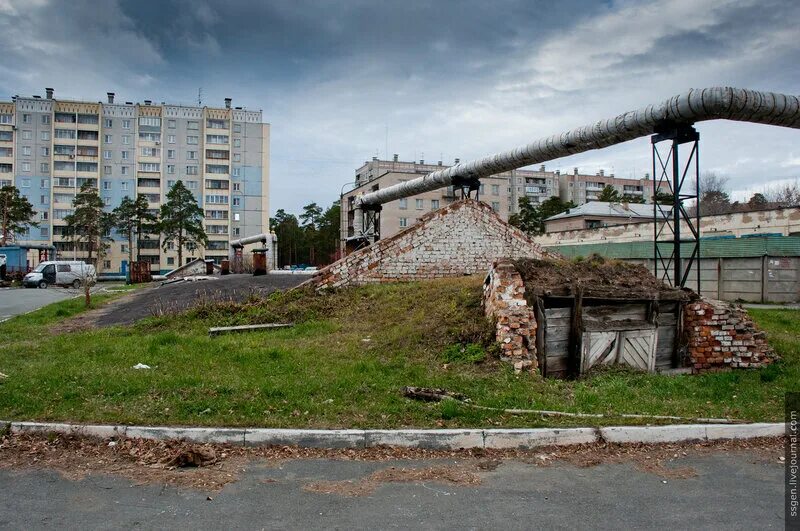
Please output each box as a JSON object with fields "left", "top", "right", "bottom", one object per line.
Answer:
{"left": 0, "top": 286, "right": 74, "bottom": 322}
{"left": 0, "top": 451, "right": 784, "bottom": 529}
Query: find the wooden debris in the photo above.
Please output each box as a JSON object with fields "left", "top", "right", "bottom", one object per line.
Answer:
{"left": 208, "top": 323, "right": 294, "bottom": 337}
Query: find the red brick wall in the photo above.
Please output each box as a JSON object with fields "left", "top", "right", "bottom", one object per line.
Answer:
{"left": 307, "top": 199, "right": 553, "bottom": 290}
{"left": 483, "top": 259, "right": 537, "bottom": 373}
{"left": 684, "top": 298, "right": 776, "bottom": 372}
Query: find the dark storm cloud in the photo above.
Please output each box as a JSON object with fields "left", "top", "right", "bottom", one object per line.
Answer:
{"left": 1, "top": 0, "right": 798, "bottom": 212}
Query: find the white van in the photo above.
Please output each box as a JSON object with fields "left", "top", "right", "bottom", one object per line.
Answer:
{"left": 23, "top": 261, "right": 96, "bottom": 289}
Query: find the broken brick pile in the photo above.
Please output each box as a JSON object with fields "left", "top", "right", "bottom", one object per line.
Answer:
{"left": 483, "top": 259, "right": 537, "bottom": 373}
{"left": 684, "top": 298, "right": 777, "bottom": 372}
{"left": 307, "top": 199, "right": 552, "bottom": 290}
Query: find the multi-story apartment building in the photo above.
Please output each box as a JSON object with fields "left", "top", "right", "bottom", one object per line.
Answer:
{"left": 0, "top": 89, "right": 269, "bottom": 274}
{"left": 558, "top": 167, "right": 663, "bottom": 204}
{"left": 340, "top": 157, "right": 662, "bottom": 255}
{"left": 340, "top": 156, "right": 514, "bottom": 254}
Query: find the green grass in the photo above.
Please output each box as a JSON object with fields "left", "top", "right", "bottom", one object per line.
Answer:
{"left": 0, "top": 278, "right": 797, "bottom": 428}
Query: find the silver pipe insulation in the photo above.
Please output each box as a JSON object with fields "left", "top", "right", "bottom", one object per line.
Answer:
{"left": 230, "top": 232, "right": 269, "bottom": 248}
{"left": 355, "top": 87, "right": 800, "bottom": 208}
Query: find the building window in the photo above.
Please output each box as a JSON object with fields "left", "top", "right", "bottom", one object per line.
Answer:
{"left": 167, "top": 149, "right": 175, "bottom": 159}
{"left": 103, "top": 150, "right": 112, "bottom": 160}
{"left": 104, "top": 260, "right": 111, "bottom": 269}
{"left": 232, "top": 197, "right": 241, "bottom": 206}
{"left": 399, "top": 217, "right": 408, "bottom": 228}
{"left": 431, "top": 199, "right": 439, "bottom": 210}
{"left": 168, "top": 135, "right": 176, "bottom": 144}
{"left": 491, "top": 201, "right": 500, "bottom": 212}
{"left": 104, "top": 119, "right": 113, "bottom": 128}
{"left": 138, "top": 163, "right": 160, "bottom": 172}
{"left": 233, "top": 124, "right": 241, "bottom": 133}
{"left": 206, "top": 134, "right": 228, "bottom": 144}
{"left": 22, "top": 113, "right": 31, "bottom": 124}
{"left": 415, "top": 199, "right": 423, "bottom": 209}
{"left": 232, "top": 182, "right": 240, "bottom": 191}
{"left": 122, "top": 119, "right": 131, "bottom": 129}
{"left": 138, "top": 117, "right": 161, "bottom": 127}
{"left": 187, "top": 151, "right": 197, "bottom": 160}
{"left": 104, "top": 165, "right": 112, "bottom": 175}
{"left": 167, "top": 165, "right": 175, "bottom": 174}
{"left": 42, "top": 115, "right": 50, "bottom": 125}
{"left": 40, "top": 147, "right": 49, "bottom": 157}
{"left": 122, "top": 135, "right": 130, "bottom": 145}
{"left": 121, "top": 181, "right": 128, "bottom": 190}
{"left": 167, "top": 257, "right": 175, "bottom": 265}
{"left": 168, "top": 119, "right": 176, "bottom": 129}
{"left": 233, "top": 139, "right": 241, "bottom": 148}
{"left": 187, "top": 135, "right": 198, "bottom": 145}
{"left": 21, "top": 178, "right": 30, "bottom": 187}
{"left": 399, "top": 198, "right": 407, "bottom": 209}
{"left": 21, "top": 162, "right": 31, "bottom": 172}
{"left": 186, "top": 165, "right": 198, "bottom": 175}
{"left": 121, "top": 166, "right": 129, "bottom": 176}
{"left": 40, "top": 179, "right": 49, "bottom": 188}
{"left": 104, "top": 134, "right": 112, "bottom": 143}
{"left": 103, "top": 181, "right": 112, "bottom": 190}
{"left": 480, "top": 184, "right": 485, "bottom": 195}
{"left": 40, "top": 131, "right": 50, "bottom": 141}
{"left": 232, "top": 167, "right": 240, "bottom": 177}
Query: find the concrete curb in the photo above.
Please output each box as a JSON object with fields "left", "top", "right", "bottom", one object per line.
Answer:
{"left": 2, "top": 420, "right": 785, "bottom": 449}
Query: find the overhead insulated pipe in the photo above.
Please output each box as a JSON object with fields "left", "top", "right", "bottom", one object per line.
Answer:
{"left": 355, "top": 87, "right": 800, "bottom": 209}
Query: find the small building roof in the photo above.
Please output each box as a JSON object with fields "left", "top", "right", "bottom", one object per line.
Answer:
{"left": 544, "top": 201, "right": 667, "bottom": 222}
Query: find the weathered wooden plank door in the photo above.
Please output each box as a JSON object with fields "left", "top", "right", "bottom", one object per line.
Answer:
{"left": 580, "top": 331, "right": 617, "bottom": 374}
{"left": 618, "top": 330, "right": 657, "bottom": 372}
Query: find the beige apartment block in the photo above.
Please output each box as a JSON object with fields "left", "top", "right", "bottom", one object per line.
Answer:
{"left": 558, "top": 167, "right": 667, "bottom": 204}
{"left": 0, "top": 89, "right": 270, "bottom": 274}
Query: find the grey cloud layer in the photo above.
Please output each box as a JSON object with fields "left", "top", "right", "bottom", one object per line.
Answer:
{"left": 0, "top": 0, "right": 797, "bottom": 213}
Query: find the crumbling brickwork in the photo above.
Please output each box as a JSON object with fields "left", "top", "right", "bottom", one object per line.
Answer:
{"left": 684, "top": 298, "right": 776, "bottom": 372}
{"left": 308, "top": 199, "right": 552, "bottom": 289}
{"left": 483, "top": 259, "right": 537, "bottom": 373}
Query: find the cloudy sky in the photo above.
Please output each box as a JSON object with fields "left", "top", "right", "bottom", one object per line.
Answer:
{"left": 0, "top": 0, "right": 798, "bottom": 214}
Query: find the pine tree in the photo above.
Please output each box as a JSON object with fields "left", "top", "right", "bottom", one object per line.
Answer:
{"left": 158, "top": 180, "right": 207, "bottom": 266}
{"left": 0, "top": 185, "right": 38, "bottom": 246}
{"left": 597, "top": 185, "right": 621, "bottom": 202}
{"left": 112, "top": 194, "right": 157, "bottom": 266}
{"left": 63, "top": 182, "right": 114, "bottom": 265}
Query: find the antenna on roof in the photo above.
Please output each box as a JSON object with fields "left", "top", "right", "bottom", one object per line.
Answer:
{"left": 197, "top": 87, "right": 203, "bottom": 106}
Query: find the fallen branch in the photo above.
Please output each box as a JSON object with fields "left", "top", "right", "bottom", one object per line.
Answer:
{"left": 401, "top": 386, "right": 741, "bottom": 424}
{"left": 208, "top": 323, "right": 294, "bottom": 337}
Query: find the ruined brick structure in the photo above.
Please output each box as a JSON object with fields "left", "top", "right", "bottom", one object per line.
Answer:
{"left": 309, "top": 199, "right": 552, "bottom": 289}
{"left": 684, "top": 298, "right": 776, "bottom": 371}
{"left": 483, "top": 259, "right": 537, "bottom": 373}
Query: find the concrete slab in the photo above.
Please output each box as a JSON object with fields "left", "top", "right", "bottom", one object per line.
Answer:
{"left": 365, "top": 429, "right": 484, "bottom": 449}
{"left": 124, "top": 426, "right": 246, "bottom": 445}
{"left": 483, "top": 428, "right": 598, "bottom": 449}
{"left": 244, "top": 429, "right": 366, "bottom": 448}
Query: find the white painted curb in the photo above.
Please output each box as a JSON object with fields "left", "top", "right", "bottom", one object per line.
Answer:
{"left": 2, "top": 421, "right": 784, "bottom": 450}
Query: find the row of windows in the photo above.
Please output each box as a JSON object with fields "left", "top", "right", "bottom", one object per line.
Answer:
{"left": 398, "top": 198, "right": 441, "bottom": 210}
{"left": 1, "top": 115, "right": 247, "bottom": 132}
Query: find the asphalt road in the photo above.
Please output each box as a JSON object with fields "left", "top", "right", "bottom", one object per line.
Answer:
{"left": 95, "top": 273, "right": 310, "bottom": 326}
{"left": 0, "top": 286, "right": 74, "bottom": 322}
{"left": 0, "top": 452, "right": 785, "bottom": 529}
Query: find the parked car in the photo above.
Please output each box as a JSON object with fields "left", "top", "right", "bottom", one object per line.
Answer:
{"left": 23, "top": 261, "right": 96, "bottom": 289}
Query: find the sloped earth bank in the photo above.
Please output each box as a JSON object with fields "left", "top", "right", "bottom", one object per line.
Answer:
{"left": 50, "top": 274, "right": 308, "bottom": 331}
{"left": 0, "top": 431, "right": 782, "bottom": 492}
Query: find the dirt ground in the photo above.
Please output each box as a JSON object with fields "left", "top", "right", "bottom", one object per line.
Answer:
{"left": 515, "top": 256, "right": 686, "bottom": 300}
{"left": 53, "top": 274, "right": 308, "bottom": 330}
{"left": 0, "top": 430, "right": 783, "bottom": 492}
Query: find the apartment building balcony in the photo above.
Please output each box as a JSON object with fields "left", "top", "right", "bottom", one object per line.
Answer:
{"left": 585, "top": 184, "right": 605, "bottom": 192}
{"left": 137, "top": 178, "right": 161, "bottom": 189}
{"left": 0, "top": 163, "right": 13, "bottom": 175}
{"left": 0, "top": 132, "right": 13, "bottom": 144}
